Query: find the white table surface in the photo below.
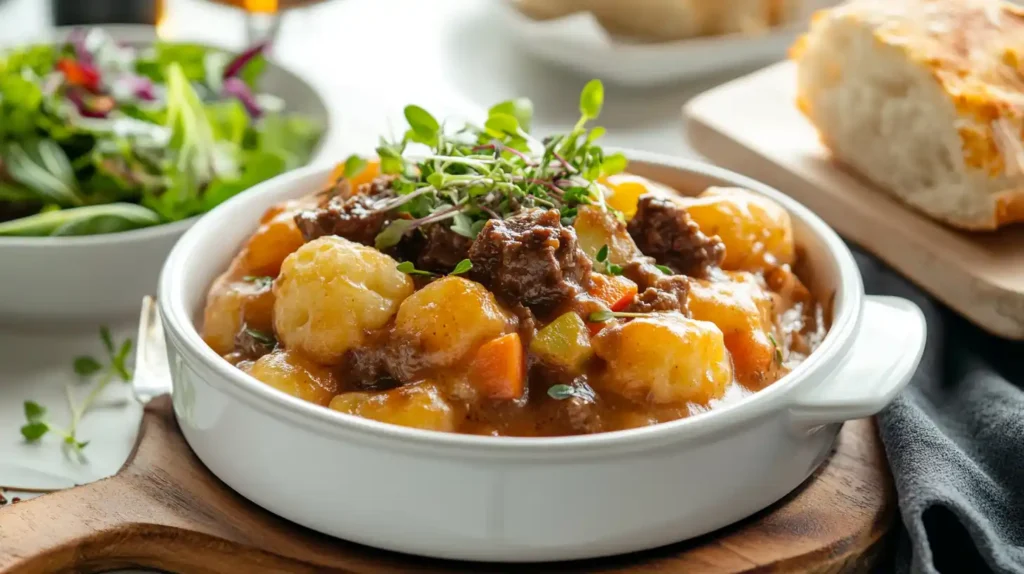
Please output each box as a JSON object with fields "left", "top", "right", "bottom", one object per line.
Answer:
{"left": 0, "top": 0, "right": 779, "bottom": 570}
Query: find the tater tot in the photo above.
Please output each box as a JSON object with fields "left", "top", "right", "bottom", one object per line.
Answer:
{"left": 249, "top": 349, "right": 339, "bottom": 406}
{"left": 243, "top": 210, "right": 306, "bottom": 278}
{"left": 593, "top": 314, "right": 732, "bottom": 405}
{"left": 688, "top": 272, "right": 780, "bottom": 388}
{"left": 274, "top": 236, "right": 414, "bottom": 365}
{"left": 393, "top": 276, "right": 512, "bottom": 369}
{"left": 680, "top": 187, "right": 794, "bottom": 271}
{"left": 329, "top": 381, "right": 456, "bottom": 432}
{"left": 201, "top": 276, "right": 275, "bottom": 356}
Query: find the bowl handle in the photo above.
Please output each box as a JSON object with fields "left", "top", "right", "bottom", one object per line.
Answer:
{"left": 789, "top": 295, "right": 927, "bottom": 431}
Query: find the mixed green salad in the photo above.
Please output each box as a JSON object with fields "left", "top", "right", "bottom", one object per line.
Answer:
{"left": 0, "top": 28, "right": 323, "bottom": 237}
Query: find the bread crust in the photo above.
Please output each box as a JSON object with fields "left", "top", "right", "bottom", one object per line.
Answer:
{"left": 792, "top": 0, "right": 1024, "bottom": 230}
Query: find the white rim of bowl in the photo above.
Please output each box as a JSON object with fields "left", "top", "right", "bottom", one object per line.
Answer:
{"left": 0, "top": 25, "right": 329, "bottom": 247}
{"left": 160, "top": 150, "right": 864, "bottom": 453}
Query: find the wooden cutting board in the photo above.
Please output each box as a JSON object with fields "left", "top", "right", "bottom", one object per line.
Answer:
{"left": 685, "top": 62, "right": 1024, "bottom": 340}
{"left": 0, "top": 396, "right": 895, "bottom": 573}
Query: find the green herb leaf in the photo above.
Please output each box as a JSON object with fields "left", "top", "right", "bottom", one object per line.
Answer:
{"left": 655, "top": 265, "right": 673, "bottom": 275}
{"left": 607, "top": 263, "right": 624, "bottom": 276}
{"left": 450, "top": 212, "right": 475, "bottom": 239}
{"left": 244, "top": 328, "right": 276, "bottom": 346}
{"left": 489, "top": 98, "right": 534, "bottom": 132}
{"left": 113, "top": 339, "right": 133, "bottom": 382}
{"left": 100, "top": 326, "right": 115, "bottom": 356}
{"left": 20, "top": 421, "right": 49, "bottom": 442}
{"left": 547, "top": 384, "right": 577, "bottom": 400}
{"left": 24, "top": 401, "right": 46, "bottom": 423}
{"left": 73, "top": 356, "right": 103, "bottom": 377}
{"left": 427, "top": 172, "right": 445, "bottom": 190}
{"left": 579, "top": 79, "right": 604, "bottom": 120}
{"left": 596, "top": 244, "right": 609, "bottom": 263}
{"left": 451, "top": 259, "right": 473, "bottom": 276}
{"left": 484, "top": 113, "right": 520, "bottom": 138}
{"left": 601, "top": 153, "right": 628, "bottom": 176}
{"left": 768, "top": 333, "right": 783, "bottom": 365}
{"left": 375, "top": 219, "right": 416, "bottom": 250}
{"left": 404, "top": 105, "right": 440, "bottom": 145}
{"left": 588, "top": 310, "right": 649, "bottom": 323}
{"left": 342, "top": 154, "right": 368, "bottom": 180}
{"left": 396, "top": 261, "right": 436, "bottom": 276}
{"left": 586, "top": 126, "right": 606, "bottom": 143}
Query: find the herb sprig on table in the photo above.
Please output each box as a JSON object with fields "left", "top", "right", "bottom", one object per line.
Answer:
{"left": 345, "top": 80, "right": 628, "bottom": 253}
{"left": 20, "top": 326, "right": 133, "bottom": 458}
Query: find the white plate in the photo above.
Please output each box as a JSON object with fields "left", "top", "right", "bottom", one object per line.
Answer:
{"left": 0, "top": 321, "right": 141, "bottom": 503}
{"left": 497, "top": 0, "right": 838, "bottom": 86}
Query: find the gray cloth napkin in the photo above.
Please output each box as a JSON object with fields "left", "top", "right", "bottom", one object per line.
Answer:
{"left": 852, "top": 247, "right": 1024, "bottom": 574}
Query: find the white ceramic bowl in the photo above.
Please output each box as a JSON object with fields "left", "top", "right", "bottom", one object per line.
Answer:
{"left": 0, "top": 25, "right": 328, "bottom": 325}
{"left": 158, "top": 151, "right": 926, "bottom": 562}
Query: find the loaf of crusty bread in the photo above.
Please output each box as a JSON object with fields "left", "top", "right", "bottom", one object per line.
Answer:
{"left": 515, "top": 0, "right": 805, "bottom": 42}
{"left": 791, "top": 0, "right": 1024, "bottom": 230}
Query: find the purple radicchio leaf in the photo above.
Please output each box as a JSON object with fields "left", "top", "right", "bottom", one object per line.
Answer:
{"left": 222, "top": 42, "right": 268, "bottom": 80}
{"left": 130, "top": 75, "right": 157, "bottom": 101}
{"left": 222, "top": 76, "right": 262, "bottom": 118}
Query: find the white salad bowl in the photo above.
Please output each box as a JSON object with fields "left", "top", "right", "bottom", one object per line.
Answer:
{"left": 158, "top": 151, "right": 926, "bottom": 562}
{"left": 0, "top": 25, "right": 329, "bottom": 325}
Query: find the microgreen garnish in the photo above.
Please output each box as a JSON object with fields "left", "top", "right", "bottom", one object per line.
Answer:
{"left": 655, "top": 264, "right": 673, "bottom": 275}
{"left": 243, "top": 275, "right": 273, "bottom": 289}
{"left": 244, "top": 327, "right": 276, "bottom": 347}
{"left": 451, "top": 259, "right": 473, "bottom": 276}
{"left": 547, "top": 384, "right": 581, "bottom": 400}
{"left": 768, "top": 333, "right": 783, "bottom": 365}
{"left": 587, "top": 310, "right": 650, "bottom": 323}
{"left": 366, "top": 80, "right": 624, "bottom": 250}
{"left": 342, "top": 154, "right": 368, "bottom": 180}
{"left": 396, "top": 261, "right": 437, "bottom": 276}
{"left": 21, "top": 326, "right": 133, "bottom": 458}
{"left": 594, "top": 244, "right": 625, "bottom": 276}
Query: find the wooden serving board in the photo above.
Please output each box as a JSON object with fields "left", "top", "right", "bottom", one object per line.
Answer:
{"left": 684, "top": 62, "right": 1024, "bottom": 340}
{"left": 0, "top": 395, "right": 895, "bottom": 573}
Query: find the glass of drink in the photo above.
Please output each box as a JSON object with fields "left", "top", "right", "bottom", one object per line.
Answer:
{"left": 200, "top": 0, "right": 330, "bottom": 45}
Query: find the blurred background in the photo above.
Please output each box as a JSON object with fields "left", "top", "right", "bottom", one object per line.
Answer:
{"left": 1, "top": 0, "right": 800, "bottom": 161}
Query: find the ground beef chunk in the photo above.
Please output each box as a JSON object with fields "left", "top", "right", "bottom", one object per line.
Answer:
{"left": 294, "top": 193, "right": 388, "bottom": 245}
{"left": 627, "top": 194, "right": 725, "bottom": 278}
{"left": 468, "top": 209, "right": 592, "bottom": 317}
{"left": 340, "top": 347, "right": 401, "bottom": 392}
{"left": 414, "top": 223, "right": 473, "bottom": 273}
{"left": 563, "top": 395, "right": 603, "bottom": 434}
{"left": 294, "top": 177, "right": 394, "bottom": 245}
{"left": 623, "top": 260, "right": 690, "bottom": 314}
{"left": 628, "top": 286, "right": 685, "bottom": 313}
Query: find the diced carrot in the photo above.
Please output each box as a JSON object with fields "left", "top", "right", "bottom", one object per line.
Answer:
{"left": 470, "top": 333, "right": 525, "bottom": 400}
{"left": 329, "top": 158, "right": 381, "bottom": 191}
{"left": 588, "top": 273, "right": 637, "bottom": 312}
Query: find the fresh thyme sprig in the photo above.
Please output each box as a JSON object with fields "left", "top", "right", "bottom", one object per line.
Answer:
{"left": 356, "top": 80, "right": 627, "bottom": 251}
{"left": 20, "top": 326, "right": 133, "bottom": 458}
{"left": 587, "top": 310, "right": 651, "bottom": 323}
{"left": 595, "top": 244, "right": 624, "bottom": 276}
